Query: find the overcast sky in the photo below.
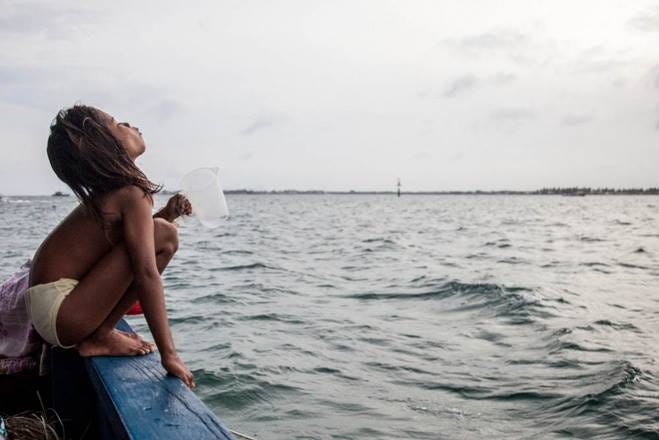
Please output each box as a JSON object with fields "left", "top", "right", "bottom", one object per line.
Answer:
{"left": 1, "top": 0, "right": 657, "bottom": 194}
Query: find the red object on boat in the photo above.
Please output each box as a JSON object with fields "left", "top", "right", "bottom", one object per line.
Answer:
{"left": 126, "top": 301, "right": 143, "bottom": 315}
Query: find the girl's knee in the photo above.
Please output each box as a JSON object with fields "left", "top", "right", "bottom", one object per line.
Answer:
{"left": 153, "top": 218, "right": 179, "bottom": 254}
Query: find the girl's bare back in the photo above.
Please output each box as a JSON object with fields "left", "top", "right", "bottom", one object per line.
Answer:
{"left": 30, "top": 194, "right": 122, "bottom": 287}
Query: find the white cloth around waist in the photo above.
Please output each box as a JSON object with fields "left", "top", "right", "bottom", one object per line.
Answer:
{"left": 24, "top": 278, "right": 78, "bottom": 349}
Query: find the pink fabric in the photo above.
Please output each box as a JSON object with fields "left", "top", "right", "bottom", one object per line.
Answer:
{"left": 0, "top": 260, "right": 45, "bottom": 374}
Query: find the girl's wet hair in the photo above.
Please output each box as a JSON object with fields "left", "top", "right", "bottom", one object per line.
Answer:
{"left": 47, "top": 104, "right": 161, "bottom": 221}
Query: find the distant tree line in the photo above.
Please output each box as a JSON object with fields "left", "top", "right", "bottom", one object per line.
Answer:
{"left": 533, "top": 187, "right": 659, "bottom": 195}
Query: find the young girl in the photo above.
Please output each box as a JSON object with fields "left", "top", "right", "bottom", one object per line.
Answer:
{"left": 25, "top": 104, "right": 195, "bottom": 388}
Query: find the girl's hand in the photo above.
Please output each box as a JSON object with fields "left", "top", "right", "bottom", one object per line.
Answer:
{"left": 164, "top": 193, "right": 192, "bottom": 221}
{"left": 162, "top": 354, "right": 196, "bottom": 389}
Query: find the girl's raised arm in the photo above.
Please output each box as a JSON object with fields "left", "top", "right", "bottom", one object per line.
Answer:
{"left": 119, "top": 185, "right": 195, "bottom": 387}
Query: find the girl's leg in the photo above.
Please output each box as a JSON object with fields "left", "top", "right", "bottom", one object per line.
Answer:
{"left": 94, "top": 219, "right": 178, "bottom": 338}
{"left": 78, "top": 224, "right": 177, "bottom": 355}
{"left": 76, "top": 247, "right": 175, "bottom": 356}
{"left": 56, "top": 219, "right": 178, "bottom": 353}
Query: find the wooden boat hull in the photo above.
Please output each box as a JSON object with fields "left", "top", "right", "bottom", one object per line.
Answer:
{"left": 50, "top": 319, "right": 235, "bottom": 440}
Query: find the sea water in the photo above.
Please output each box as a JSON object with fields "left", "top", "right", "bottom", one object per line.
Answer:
{"left": 1, "top": 194, "right": 658, "bottom": 439}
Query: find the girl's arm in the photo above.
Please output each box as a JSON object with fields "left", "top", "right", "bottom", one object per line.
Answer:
{"left": 119, "top": 186, "right": 195, "bottom": 388}
{"left": 153, "top": 194, "right": 192, "bottom": 222}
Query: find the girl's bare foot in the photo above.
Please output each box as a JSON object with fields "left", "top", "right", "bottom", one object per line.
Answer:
{"left": 117, "top": 329, "right": 142, "bottom": 340}
{"left": 77, "top": 329, "right": 154, "bottom": 357}
{"left": 116, "top": 329, "right": 157, "bottom": 352}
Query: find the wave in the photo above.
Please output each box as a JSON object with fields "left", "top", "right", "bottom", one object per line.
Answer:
{"left": 613, "top": 219, "right": 632, "bottom": 226}
{"left": 211, "top": 262, "right": 279, "bottom": 271}
{"left": 580, "top": 261, "right": 609, "bottom": 267}
{"left": 191, "top": 292, "right": 235, "bottom": 304}
{"left": 220, "top": 249, "right": 254, "bottom": 255}
{"left": 512, "top": 360, "right": 659, "bottom": 438}
{"left": 532, "top": 360, "right": 643, "bottom": 418}
{"left": 237, "top": 313, "right": 305, "bottom": 324}
{"left": 549, "top": 341, "right": 613, "bottom": 354}
{"left": 617, "top": 262, "right": 650, "bottom": 270}
{"left": 484, "top": 240, "right": 512, "bottom": 248}
{"left": 592, "top": 319, "right": 640, "bottom": 332}
{"left": 410, "top": 379, "right": 562, "bottom": 402}
{"left": 413, "top": 362, "right": 646, "bottom": 437}
{"left": 345, "top": 281, "right": 548, "bottom": 324}
{"left": 579, "top": 236, "right": 605, "bottom": 242}
{"left": 497, "top": 257, "right": 527, "bottom": 265}
{"left": 195, "top": 368, "right": 302, "bottom": 411}
{"left": 346, "top": 281, "right": 532, "bottom": 303}
{"left": 358, "top": 237, "right": 400, "bottom": 252}
{"left": 362, "top": 237, "right": 396, "bottom": 245}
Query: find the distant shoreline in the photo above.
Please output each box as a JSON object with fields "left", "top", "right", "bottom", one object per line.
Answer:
{"left": 3, "top": 188, "right": 659, "bottom": 197}
{"left": 189, "top": 188, "right": 659, "bottom": 196}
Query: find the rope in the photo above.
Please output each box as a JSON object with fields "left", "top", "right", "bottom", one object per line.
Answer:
{"left": 230, "top": 429, "right": 257, "bottom": 440}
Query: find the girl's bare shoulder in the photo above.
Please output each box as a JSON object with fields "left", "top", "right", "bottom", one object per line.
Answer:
{"left": 104, "top": 185, "right": 154, "bottom": 211}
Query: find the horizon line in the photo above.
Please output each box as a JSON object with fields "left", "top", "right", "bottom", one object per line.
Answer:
{"left": 3, "top": 186, "right": 659, "bottom": 197}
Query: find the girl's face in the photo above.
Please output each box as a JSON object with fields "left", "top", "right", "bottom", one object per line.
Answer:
{"left": 97, "top": 109, "right": 146, "bottom": 160}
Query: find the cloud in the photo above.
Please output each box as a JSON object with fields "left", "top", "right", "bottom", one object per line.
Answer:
{"left": 0, "top": 3, "right": 99, "bottom": 39}
{"left": 491, "top": 73, "right": 517, "bottom": 85}
{"left": 491, "top": 107, "right": 534, "bottom": 121}
{"left": 574, "top": 57, "right": 627, "bottom": 74}
{"left": 1, "top": 1, "right": 658, "bottom": 193}
{"left": 566, "top": 46, "right": 632, "bottom": 75}
{"left": 412, "top": 151, "right": 432, "bottom": 160}
{"left": 441, "top": 29, "right": 535, "bottom": 66}
{"left": 644, "top": 65, "right": 659, "bottom": 89}
{"left": 628, "top": 8, "right": 659, "bottom": 32}
{"left": 0, "top": 66, "right": 49, "bottom": 85}
{"left": 561, "top": 114, "right": 594, "bottom": 126}
{"left": 437, "top": 72, "right": 516, "bottom": 99}
{"left": 449, "top": 29, "right": 528, "bottom": 51}
{"left": 240, "top": 115, "right": 276, "bottom": 136}
{"left": 0, "top": 67, "right": 66, "bottom": 111}
{"left": 0, "top": 68, "right": 172, "bottom": 114}
{"left": 449, "top": 151, "right": 464, "bottom": 161}
{"left": 149, "top": 99, "right": 184, "bottom": 123}
{"left": 443, "top": 75, "right": 477, "bottom": 98}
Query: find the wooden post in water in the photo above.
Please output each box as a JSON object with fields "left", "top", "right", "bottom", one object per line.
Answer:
{"left": 397, "top": 178, "right": 401, "bottom": 197}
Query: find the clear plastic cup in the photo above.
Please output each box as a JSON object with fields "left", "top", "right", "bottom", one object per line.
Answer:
{"left": 180, "top": 167, "right": 229, "bottom": 228}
